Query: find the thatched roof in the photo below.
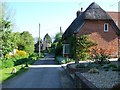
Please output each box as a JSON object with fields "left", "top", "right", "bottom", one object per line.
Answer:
{"left": 62, "top": 2, "right": 120, "bottom": 40}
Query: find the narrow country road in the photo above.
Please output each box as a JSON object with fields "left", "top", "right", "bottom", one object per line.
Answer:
{"left": 2, "top": 53, "right": 74, "bottom": 88}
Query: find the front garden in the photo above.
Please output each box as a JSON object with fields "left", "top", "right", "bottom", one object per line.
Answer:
{"left": 58, "top": 35, "right": 120, "bottom": 89}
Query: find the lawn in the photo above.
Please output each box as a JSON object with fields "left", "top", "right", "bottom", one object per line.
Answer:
{"left": 0, "top": 65, "right": 28, "bottom": 84}
{"left": 0, "top": 53, "right": 44, "bottom": 84}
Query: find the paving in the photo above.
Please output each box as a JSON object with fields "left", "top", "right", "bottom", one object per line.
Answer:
{"left": 2, "top": 54, "right": 75, "bottom": 88}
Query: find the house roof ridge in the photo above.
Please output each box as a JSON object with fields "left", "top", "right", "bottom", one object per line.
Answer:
{"left": 62, "top": 2, "right": 119, "bottom": 40}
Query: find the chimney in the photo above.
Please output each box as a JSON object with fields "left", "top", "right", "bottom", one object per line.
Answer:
{"left": 81, "top": 7, "right": 83, "bottom": 12}
{"left": 76, "top": 10, "right": 80, "bottom": 17}
{"left": 60, "top": 26, "right": 62, "bottom": 33}
{"left": 76, "top": 7, "right": 83, "bottom": 17}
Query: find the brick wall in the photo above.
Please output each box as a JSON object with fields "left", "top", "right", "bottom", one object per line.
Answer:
{"left": 77, "top": 20, "right": 118, "bottom": 57}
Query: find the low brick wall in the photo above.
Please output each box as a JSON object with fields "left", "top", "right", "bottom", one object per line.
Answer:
{"left": 75, "top": 72, "right": 99, "bottom": 90}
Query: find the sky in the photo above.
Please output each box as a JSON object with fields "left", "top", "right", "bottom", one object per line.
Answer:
{"left": 2, "top": 0, "right": 120, "bottom": 41}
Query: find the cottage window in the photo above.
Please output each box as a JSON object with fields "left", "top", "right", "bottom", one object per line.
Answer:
{"left": 63, "top": 44, "right": 70, "bottom": 54}
{"left": 104, "top": 23, "right": 108, "bottom": 32}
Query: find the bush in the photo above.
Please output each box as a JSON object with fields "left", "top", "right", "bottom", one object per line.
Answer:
{"left": 70, "top": 35, "right": 96, "bottom": 61}
{"left": 14, "top": 58, "right": 29, "bottom": 66}
{"left": 16, "top": 50, "right": 27, "bottom": 58}
{"left": 91, "top": 48, "right": 111, "bottom": 64}
{"left": 0, "top": 60, "right": 2, "bottom": 69}
{"left": 29, "top": 53, "right": 38, "bottom": 60}
{"left": 88, "top": 68, "right": 99, "bottom": 73}
{"left": 2, "top": 58, "right": 14, "bottom": 68}
{"left": 75, "top": 63, "right": 86, "bottom": 68}
{"left": 5, "top": 54, "right": 12, "bottom": 59}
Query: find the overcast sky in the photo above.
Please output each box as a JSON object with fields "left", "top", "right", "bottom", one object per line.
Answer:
{"left": 3, "top": 0, "right": 120, "bottom": 40}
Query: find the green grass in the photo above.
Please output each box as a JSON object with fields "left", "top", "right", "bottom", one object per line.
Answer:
{"left": 0, "top": 55, "right": 44, "bottom": 84}
{"left": 0, "top": 65, "right": 28, "bottom": 83}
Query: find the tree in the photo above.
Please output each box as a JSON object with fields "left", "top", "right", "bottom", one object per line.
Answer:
{"left": 1, "top": 18, "right": 14, "bottom": 56}
{"left": 18, "top": 31, "right": 34, "bottom": 55}
{"left": 0, "top": 2, "right": 16, "bottom": 57}
{"left": 52, "top": 32, "right": 63, "bottom": 56}
{"left": 53, "top": 32, "right": 63, "bottom": 43}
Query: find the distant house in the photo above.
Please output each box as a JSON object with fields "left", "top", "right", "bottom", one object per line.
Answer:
{"left": 43, "top": 33, "right": 52, "bottom": 51}
{"left": 62, "top": 2, "right": 120, "bottom": 58}
{"left": 34, "top": 34, "right": 52, "bottom": 52}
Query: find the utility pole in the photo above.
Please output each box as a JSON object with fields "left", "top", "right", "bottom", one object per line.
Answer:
{"left": 39, "top": 23, "right": 41, "bottom": 58}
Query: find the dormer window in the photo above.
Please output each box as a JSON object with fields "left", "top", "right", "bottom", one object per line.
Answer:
{"left": 104, "top": 23, "right": 108, "bottom": 32}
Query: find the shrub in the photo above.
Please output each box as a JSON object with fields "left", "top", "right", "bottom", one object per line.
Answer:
{"left": 0, "top": 60, "right": 2, "bottom": 69}
{"left": 14, "top": 58, "right": 29, "bottom": 66}
{"left": 91, "top": 48, "right": 111, "bottom": 64}
{"left": 2, "top": 58, "right": 14, "bottom": 68}
{"left": 75, "top": 63, "right": 86, "bottom": 68}
{"left": 29, "top": 53, "right": 38, "bottom": 60}
{"left": 16, "top": 50, "right": 27, "bottom": 58}
{"left": 88, "top": 68, "right": 99, "bottom": 73}
{"left": 70, "top": 35, "right": 96, "bottom": 61}
{"left": 5, "top": 54, "right": 12, "bottom": 59}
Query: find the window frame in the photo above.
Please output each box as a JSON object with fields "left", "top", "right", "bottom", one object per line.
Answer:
{"left": 104, "top": 23, "right": 109, "bottom": 32}
{"left": 63, "top": 44, "right": 70, "bottom": 55}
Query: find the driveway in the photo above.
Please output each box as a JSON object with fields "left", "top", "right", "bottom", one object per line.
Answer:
{"left": 2, "top": 54, "right": 74, "bottom": 88}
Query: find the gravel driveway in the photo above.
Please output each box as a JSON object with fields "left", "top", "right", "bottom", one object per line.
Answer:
{"left": 2, "top": 54, "right": 74, "bottom": 88}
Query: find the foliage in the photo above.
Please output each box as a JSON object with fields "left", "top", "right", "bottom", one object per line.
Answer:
{"left": 1, "top": 18, "right": 34, "bottom": 57}
{"left": 1, "top": 18, "right": 15, "bottom": 56}
{"left": 53, "top": 32, "right": 63, "bottom": 43}
{"left": 2, "top": 58, "right": 14, "bottom": 68}
{"left": 75, "top": 63, "right": 86, "bottom": 68}
{"left": 91, "top": 48, "right": 111, "bottom": 64}
{"left": 0, "top": 60, "right": 2, "bottom": 69}
{"left": 16, "top": 50, "right": 27, "bottom": 58}
{"left": 0, "top": 65, "right": 28, "bottom": 83}
{"left": 70, "top": 35, "right": 96, "bottom": 61}
{"left": 5, "top": 49, "right": 28, "bottom": 60}
{"left": 2, "top": 50, "right": 28, "bottom": 66}
{"left": 55, "top": 42, "right": 63, "bottom": 56}
{"left": 103, "top": 63, "right": 118, "bottom": 71}
{"left": 88, "top": 68, "right": 99, "bottom": 73}
{"left": 18, "top": 31, "right": 34, "bottom": 55}
{"left": 70, "top": 35, "right": 76, "bottom": 59}
{"left": 29, "top": 53, "right": 38, "bottom": 60}
{"left": 53, "top": 32, "right": 63, "bottom": 56}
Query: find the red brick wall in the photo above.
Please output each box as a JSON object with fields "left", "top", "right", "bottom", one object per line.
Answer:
{"left": 77, "top": 20, "right": 118, "bottom": 57}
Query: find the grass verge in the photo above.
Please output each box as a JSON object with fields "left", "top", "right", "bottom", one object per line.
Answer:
{"left": 0, "top": 65, "right": 28, "bottom": 84}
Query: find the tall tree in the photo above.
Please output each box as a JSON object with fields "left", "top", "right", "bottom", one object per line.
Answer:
{"left": 1, "top": 18, "right": 14, "bottom": 56}
{"left": 0, "top": 2, "right": 15, "bottom": 57}
{"left": 53, "top": 32, "right": 63, "bottom": 43}
{"left": 53, "top": 31, "right": 63, "bottom": 56}
{"left": 18, "top": 31, "right": 34, "bottom": 55}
